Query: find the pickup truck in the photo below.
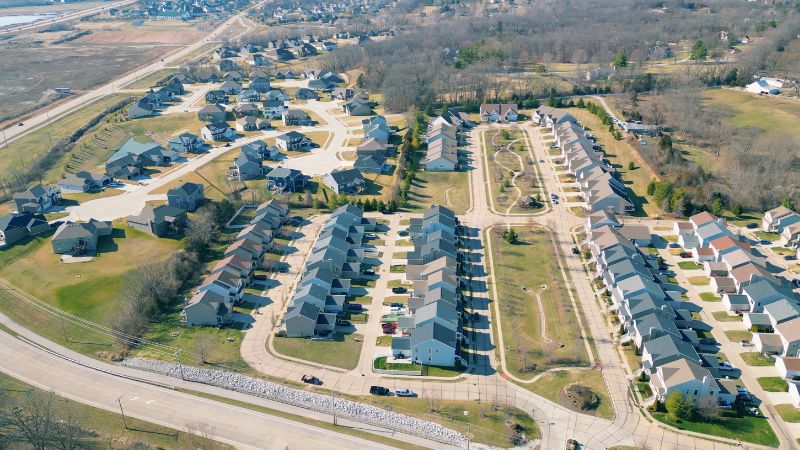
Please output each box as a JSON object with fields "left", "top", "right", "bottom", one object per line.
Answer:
{"left": 369, "top": 386, "right": 391, "bottom": 396}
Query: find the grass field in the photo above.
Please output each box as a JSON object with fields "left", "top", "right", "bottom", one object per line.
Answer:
{"left": 0, "top": 372, "right": 229, "bottom": 449}
{"left": 522, "top": 369, "right": 614, "bottom": 420}
{"left": 273, "top": 333, "right": 363, "bottom": 370}
{"left": 0, "top": 224, "right": 181, "bottom": 357}
{"left": 724, "top": 330, "right": 752, "bottom": 342}
{"left": 488, "top": 227, "right": 588, "bottom": 378}
{"left": 1, "top": 93, "right": 131, "bottom": 179}
{"left": 740, "top": 352, "right": 775, "bottom": 366}
{"left": 363, "top": 397, "right": 539, "bottom": 447}
{"left": 775, "top": 404, "right": 800, "bottom": 423}
{"left": 757, "top": 377, "right": 788, "bottom": 392}
{"left": 406, "top": 171, "right": 470, "bottom": 214}
{"left": 482, "top": 129, "right": 544, "bottom": 215}
{"left": 651, "top": 411, "right": 778, "bottom": 447}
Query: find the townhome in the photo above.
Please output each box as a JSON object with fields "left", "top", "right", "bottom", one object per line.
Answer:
{"left": 182, "top": 290, "right": 232, "bottom": 327}
{"left": 479, "top": 103, "right": 518, "bottom": 122}
{"left": 763, "top": 206, "right": 800, "bottom": 232}
{"left": 741, "top": 277, "right": 793, "bottom": 312}
{"left": 641, "top": 333, "right": 702, "bottom": 372}
{"left": 650, "top": 358, "right": 720, "bottom": 403}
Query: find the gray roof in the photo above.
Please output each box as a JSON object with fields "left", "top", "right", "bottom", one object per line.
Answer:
{"left": 168, "top": 182, "right": 202, "bottom": 197}
{"left": 763, "top": 299, "right": 800, "bottom": 323}
{"left": 643, "top": 333, "right": 701, "bottom": 364}
{"left": 410, "top": 321, "right": 457, "bottom": 349}
{"left": 326, "top": 168, "right": 365, "bottom": 185}
{"left": 392, "top": 336, "right": 411, "bottom": 350}
{"left": 286, "top": 301, "right": 320, "bottom": 321}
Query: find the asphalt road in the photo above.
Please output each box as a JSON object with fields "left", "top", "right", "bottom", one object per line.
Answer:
{"left": 0, "top": 319, "right": 446, "bottom": 450}
{"left": 0, "top": 0, "right": 138, "bottom": 34}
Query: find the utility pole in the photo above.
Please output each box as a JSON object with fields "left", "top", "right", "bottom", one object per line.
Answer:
{"left": 176, "top": 349, "right": 185, "bottom": 380}
{"left": 116, "top": 396, "right": 128, "bottom": 429}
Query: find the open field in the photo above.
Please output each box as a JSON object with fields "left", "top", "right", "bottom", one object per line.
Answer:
{"left": 0, "top": 1, "right": 107, "bottom": 14}
{"left": 651, "top": 411, "right": 778, "bottom": 447}
{"left": 522, "top": 369, "right": 614, "bottom": 420}
{"left": 0, "top": 371, "right": 230, "bottom": 449}
{"left": 0, "top": 45, "right": 177, "bottom": 121}
{"left": 273, "top": 333, "right": 363, "bottom": 370}
{"left": 406, "top": 171, "right": 470, "bottom": 214}
{"left": 1, "top": 93, "right": 131, "bottom": 179}
{"left": 565, "top": 106, "right": 661, "bottom": 216}
{"left": 488, "top": 227, "right": 589, "bottom": 378}
{"left": 363, "top": 397, "right": 539, "bottom": 447}
{"left": 482, "top": 129, "right": 544, "bottom": 214}
{"left": 76, "top": 18, "right": 214, "bottom": 44}
{"left": 0, "top": 224, "right": 182, "bottom": 357}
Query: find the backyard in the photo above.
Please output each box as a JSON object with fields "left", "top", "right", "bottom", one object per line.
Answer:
{"left": 651, "top": 411, "right": 778, "bottom": 447}
{"left": 0, "top": 224, "right": 182, "bottom": 357}
{"left": 488, "top": 226, "right": 589, "bottom": 378}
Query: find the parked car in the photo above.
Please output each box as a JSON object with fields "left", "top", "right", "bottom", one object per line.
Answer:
{"left": 784, "top": 255, "right": 797, "bottom": 261}
{"left": 793, "top": 279, "right": 800, "bottom": 288}
{"left": 679, "top": 252, "right": 693, "bottom": 258}
{"left": 361, "top": 268, "right": 376, "bottom": 275}
{"left": 301, "top": 374, "right": 322, "bottom": 385}
{"left": 668, "top": 243, "right": 680, "bottom": 248}
{"left": 365, "top": 233, "right": 378, "bottom": 239}
{"left": 699, "top": 337, "right": 717, "bottom": 345}
{"left": 759, "top": 240, "right": 771, "bottom": 246}
{"left": 394, "top": 388, "right": 416, "bottom": 397}
{"left": 336, "top": 319, "right": 351, "bottom": 327}
{"left": 382, "top": 323, "right": 397, "bottom": 334}
{"left": 390, "top": 303, "right": 404, "bottom": 308}
{"left": 741, "top": 340, "right": 754, "bottom": 347}
{"left": 346, "top": 303, "right": 363, "bottom": 311}
{"left": 369, "top": 386, "right": 391, "bottom": 396}
{"left": 746, "top": 223, "right": 758, "bottom": 229}
{"left": 391, "top": 287, "right": 407, "bottom": 294}
{"left": 720, "top": 361, "right": 736, "bottom": 370}
{"left": 389, "top": 306, "right": 403, "bottom": 313}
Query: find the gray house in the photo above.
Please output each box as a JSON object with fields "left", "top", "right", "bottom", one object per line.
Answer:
{"left": 265, "top": 167, "right": 305, "bottom": 192}
{"left": 51, "top": 219, "right": 112, "bottom": 255}
{"left": 167, "top": 182, "right": 205, "bottom": 212}
{"left": 198, "top": 104, "right": 227, "bottom": 122}
{"left": 353, "top": 155, "right": 388, "bottom": 174}
{"left": 276, "top": 131, "right": 313, "bottom": 151}
{"left": 233, "top": 153, "right": 263, "bottom": 181}
{"left": 0, "top": 212, "right": 49, "bottom": 248}
{"left": 168, "top": 133, "right": 202, "bottom": 153}
{"left": 182, "top": 289, "right": 232, "bottom": 327}
{"left": 323, "top": 168, "right": 366, "bottom": 195}
{"left": 127, "top": 205, "right": 187, "bottom": 237}
{"left": 13, "top": 185, "right": 60, "bottom": 213}
{"left": 284, "top": 302, "right": 320, "bottom": 337}
{"left": 58, "top": 171, "right": 110, "bottom": 193}
{"left": 282, "top": 110, "right": 312, "bottom": 126}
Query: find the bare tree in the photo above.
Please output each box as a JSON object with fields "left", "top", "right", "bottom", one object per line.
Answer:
{"left": 186, "top": 422, "right": 223, "bottom": 450}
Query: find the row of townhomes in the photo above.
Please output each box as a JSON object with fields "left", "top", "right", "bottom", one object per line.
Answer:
{"left": 587, "top": 210, "right": 739, "bottom": 407}
{"left": 479, "top": 103, "right": 518, "bottom": 123}
{"left": 763, "top": 206, "right": 800, "bottom": 257}
{"left": 182, "top": 200, "right": 289, "bottom": 326}
{"left": 534, "top": 106, "right": 634, "bottom": 214}
{"left": 422, "top": 110, "right": 469, "bottom": 172}
{"left": 391, "top": 206, "right": 466, "bottom": 368}
{"left": 282, "top": 204, "right": 376, "bottom": 338}
{"left": 675, "top": 210, "right": 800, "bottom": 405}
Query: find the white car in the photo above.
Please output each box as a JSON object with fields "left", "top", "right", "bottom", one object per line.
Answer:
{"left": 395, "top": 388, "right": 416, "bottom": 397}
{"left": 389, "top": 306, "right": 404, "bottom": 313}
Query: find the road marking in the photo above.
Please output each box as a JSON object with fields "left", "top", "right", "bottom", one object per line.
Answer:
{"left": 145, "top": 399, "right": 156, "bottom": 405}
{"left": 128, "top": 396, "right": 139, "bottom": 401}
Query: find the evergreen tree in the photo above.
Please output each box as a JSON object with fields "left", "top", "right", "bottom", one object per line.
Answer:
{"left": 690, "top": 40, "right": 708, "bottom": 61}
{"left": 782, "top": 195, "right": 796, "bottom": 212}
{"left": 613, "top": 50, "right": 628, "bottom": 68}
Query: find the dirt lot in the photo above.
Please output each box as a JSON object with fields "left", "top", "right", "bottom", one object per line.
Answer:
{"left": 0, "top": 45, "right": 178, "bottom": 120}
{"left": 76, "top": 20, "right": 210, "bottom": 45}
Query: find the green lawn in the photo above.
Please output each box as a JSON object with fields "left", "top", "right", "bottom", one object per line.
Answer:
{"left": 775, "top": 404, "right": 800, "bottom": 423}
{"left": 373, "top": 356, "right": 421, "bottom": 372}
{"left": 406, "top": 171, "right": 471, "bottom": 214}
{"left": 363, "top": 397, "right": 538, "bottom": 447}
{"left": 481, "top": 129, "right": 545, "bottom": 215}
{"left": 387, "top": 279, "right": 411, "bottom": 289}
{"left": 740, "top": 352, "right": 775, "bottom": 366}
{"left": 712, "top": 311, "right": 742, "bottom": 322}
{"left": 376, "top": 335, "right": 392, "bottom": 346}
{"left": 699, "top": 292, "right": 721, "bottom": 302}
{"left": 351, "top": 295, "right": 373, "bottom": 305}
{"left": 678, "top": 261, "right": 703, "bottom": 270}
{"left": 755, "top": 231, "right": 781, "bottom": 242}
{"left": 0, "top": 225, "right": 182, "bottom": 358}
{"left": 489, "top": 227, "right": 588, "bottom": 378}
{"left": 688, "top": 276, "right": 710, "bottom": 286}
{"left": 772, "top": 247, "right": 797, "bottom": 256}
{"left": 0, "top": 372, "right": 230, "bottom": 449}
{"left": 724, "top": 330, "right": 753, "bottom": 342}
{"left": 522, "top": 369, "right": 614, "bottom": 420}
{"left": 273, "top": 333, "right": 363, "bottom": 370}
{"left": 651, "top": 411, "right": 778, "bottom": 447}
{"left": 757, "top": 377, "right": 788, "bottom": 392}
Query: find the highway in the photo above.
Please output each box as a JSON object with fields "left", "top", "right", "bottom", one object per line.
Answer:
{"left": 0, "top": 0, "right": 263, "bottom": 146}
{"left": 0, "top": 0, "right": 139, "bottom": 34}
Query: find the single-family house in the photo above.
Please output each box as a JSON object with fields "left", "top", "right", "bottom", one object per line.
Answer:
{"left": 323, "top": 168, "right": 366, "bottom": 195}
{"left": 13, "top": 185, "right": 60, "bottom": 213}
{"left": 167, "top": 182, "right": 204, "bottom": 212}
{"left": 127, "top": 205, "right": 187, "bottom": 237}
{"left": 276, "top": 131, "right": 313, "bottom": 151}
{"left": 57, "top": 171, "right": 110, "bottom": 194}
{"left": 353, "top": 155, "right": 388, "bottom": 174}
{"left": 649, "top": 357, "right": 719, "bottom": 403}
{"left": 182, "top": 290, "right": 232, "bottom": 327}
{"left": 198, "top": 104, "right": 227, "bottom": 122}
{"left": 265, "top": 167, "right": 305, "bottom": 193}
{"left": 282, "top": 109, "right": 312, "bottom": 126}
{"left": 201, "top": 122, "right": 237, "bottom": 142}
{"left": 51, "top": 219, "right": 112, "bottom": 255}
{"left": 0, "top": 212, "right": 49, "bottom": 247}
{"left": 168, "top": 132, "right": 202, "bottom": 153}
